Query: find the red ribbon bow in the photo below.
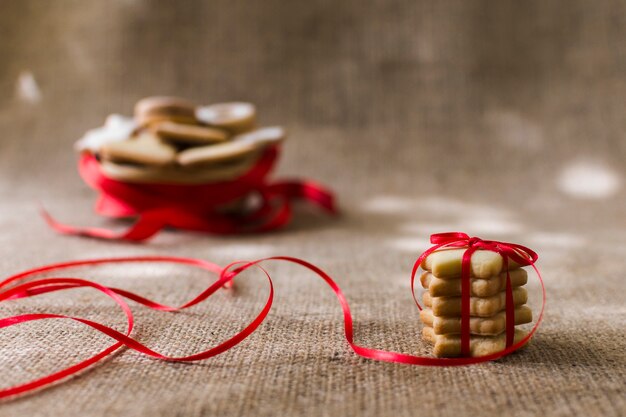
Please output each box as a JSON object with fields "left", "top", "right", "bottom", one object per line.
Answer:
{"left": 0, "top": 234, "right": 544, "bottom": 400}
{"left": 43, "top": 147, "right": 337, "bottom": 241}
{"left": 411, "top": 232, "right": 540, "bottom": 356}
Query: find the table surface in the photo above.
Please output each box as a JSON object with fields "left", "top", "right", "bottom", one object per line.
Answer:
{"left": 0, "top": 1, "right": 624, "bottom": 416}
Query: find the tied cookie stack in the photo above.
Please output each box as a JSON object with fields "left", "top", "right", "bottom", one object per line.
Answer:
{"left": 76, "top": 96, "right": 285, "bottom": 189}
{"left": 419, "top": 248, "right": 533, "bottom": 357}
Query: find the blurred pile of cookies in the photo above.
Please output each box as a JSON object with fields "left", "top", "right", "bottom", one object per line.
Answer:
{"left": 76, "top": 96, "right": 285, "bottom": 184}
{"left": 418, "top": 248, "right": 533, "bottom": 357}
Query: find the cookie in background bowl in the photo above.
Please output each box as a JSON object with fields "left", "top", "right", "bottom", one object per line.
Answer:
{"left": 134, "top": 96, "right": 197, "bottom": 126}
{"left": 75, "top": 96, "right": 286, "bottom": 187}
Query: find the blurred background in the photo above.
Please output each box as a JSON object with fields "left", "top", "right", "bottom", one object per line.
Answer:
{"left": 2, "top": 1, "right": 624, "bottom": 214}
{"left": 0, "top": 1, "right": 624, "bottom": 416}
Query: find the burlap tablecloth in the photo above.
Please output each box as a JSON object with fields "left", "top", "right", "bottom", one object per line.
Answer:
{"left": 0, "top": 1, "right": 624, "bottom": 416}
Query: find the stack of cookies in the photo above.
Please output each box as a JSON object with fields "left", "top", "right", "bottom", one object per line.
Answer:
{"left": 75, "top": 96, "right": 286, "bottom": 185}
{"left": 419, "top": 248, "right": 533, "bottom": 357}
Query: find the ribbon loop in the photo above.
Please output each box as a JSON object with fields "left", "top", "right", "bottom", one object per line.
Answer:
{"left": 430, "top": 232, "right": 470, "bottom": 244}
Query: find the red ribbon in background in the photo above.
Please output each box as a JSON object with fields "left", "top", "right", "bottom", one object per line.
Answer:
{"left": 43, "top": 147, "right": 337, "bottom": 241}
{"left": 0, "top": 233, "right": 545, "bottom": 400}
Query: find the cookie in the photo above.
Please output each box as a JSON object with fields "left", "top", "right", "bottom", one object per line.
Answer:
{"left": 235, "top": 126, "right": 286, "bottom": 146}
{"left": 75, "top": 114, "right": 137, "bottom": 153}
{"left": 420, "top": 306, "right": 532, "bottom": 336}
{"left": 175, "top": 126, "right": 283, "bottom": 167}
{"left": 420, "top": 268, "right": 528, "bottom": 297}
{"left": 100, "top": 133, "right": 177, "bottom": 166}
{"left": 421, "top": 248, "right": 527, "bottom": 279}
{"left": 99, "top": 152, "right": 260, "bottom": 184}
{"left": 135, "top": 96, "right": 197, "bottom": 126}
{"left": 176, "top": 140, "right": 259, "bottom": 167}
{"left": 422, "top": 287, "right": 527, "bottom": 317}
{"left": 196, "top": 102, "right": 256, "bottom": 133}
{"left": 154, "top": 121, "right": 229, "bottom": 145}
{"left": 422, "top": 326, "right": 530, "bottom": 357}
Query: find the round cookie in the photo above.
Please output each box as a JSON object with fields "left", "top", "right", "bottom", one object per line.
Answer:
{"left": 236, "top": 126, "right": 286, "bottom": 146}
{"left": 99, "top": 152, "right": 261, "bottom": 184}
{"left": 135, "top": 96, "right": 197, "bottom": 126}
{"left": 154, "top": 121, "right": 229, "bottom": 145}
{"left": 177, "top": 140, "right": 259, "bottom": 167}
{"left": 196, "top": 102, "right": 256, "bottom": 133}
{"left": 100, "top": 133, "right": 177, "bottom": 167}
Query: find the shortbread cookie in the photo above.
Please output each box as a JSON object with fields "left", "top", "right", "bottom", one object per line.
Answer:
{"left": 154, "top": 121, "right": 229, "bottom": 145}
{"left": 235, "top": 126, "right": 286, "bottom": 146}
{"left": 422, "top": 287, "right": 527, "bottom": 317}
{"left": 422, "top": 326, "right": 530, "bottom": 357}
{"left": 177, "top": 140, "right": 258, "bottom": 167}
{"left": 196, "top": 102, "right": 256, "bottom": 133}
{"left": 99, "top": 152, "right": 260, "bottom": 184}
{"left": 175, "top": 128, "right": 282, "bottom": 167}
{"left": 135, "top": 96, "right": 197, "bottom": 126}
{"left": 420, "top": 306, "right": 532, "bottom": 335}
{"left": 100, "top": 133, "right": 176, "bottom": 166}
{"left": 420, "top": 268, "right": 528, "bottom": 297}
{"left": 421, "top": 248, "right": 527, "bottom": 278}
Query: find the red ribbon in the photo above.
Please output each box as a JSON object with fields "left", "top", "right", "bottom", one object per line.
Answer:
{"left": 0, "top": 234, "right": 545, "bottom": 400}
{"left": 43, "top": 147, "right": 337, "bottom": 241}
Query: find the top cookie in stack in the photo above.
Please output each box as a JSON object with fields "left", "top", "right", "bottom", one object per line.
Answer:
{"left": 75, "top": 97, "right": 286, "bottom": 185}
{"left": 418, "top": 248, "right": 533, "bottom": 358}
